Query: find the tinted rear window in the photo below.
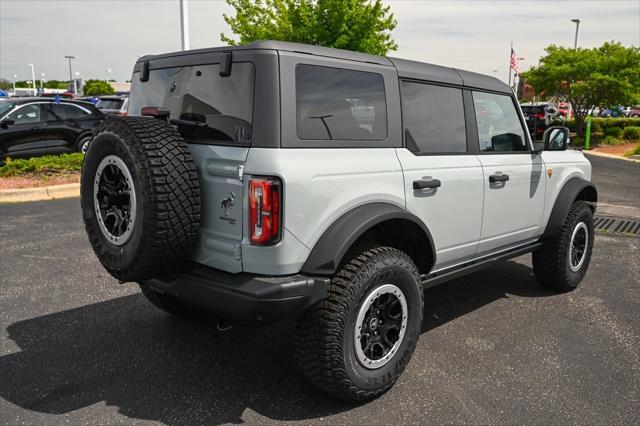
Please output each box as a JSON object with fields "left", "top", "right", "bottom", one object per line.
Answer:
{"left": 129, "top": 63, "right": 254, "bottom": 145}
{"left": 520, "top": 105, "right": 545, "bottom": 114}
{"left": 295, "top": 64, "right": 387, "bottom": 141}
{"left": 97, "top": 99, "right": 124, "bottom": 110}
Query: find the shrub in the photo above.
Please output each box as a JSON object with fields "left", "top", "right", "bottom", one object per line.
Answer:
{"left": 622, "top": 126, "right": 640, "bottom": 141}
{"left": 604, "top": 127, "right": 623, "bottom": 138}
{"left": 565, "top": 117, "right": 640, "bottom": 133}
{"left": 602, "top": 135, "right": 623, "bottom": 145}
{"left": 0, "top": 153, "right": 84, "bottom": 177}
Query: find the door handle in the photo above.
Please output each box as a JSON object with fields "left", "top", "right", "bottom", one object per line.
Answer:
{"left": 413, "top": 178, "right": 441, "bottom": 190}
{"left": 30, "top": 127, "right": 41, "bottom": 130}
{"left": 489, "top": 173, "right": 510, "bottom": 183}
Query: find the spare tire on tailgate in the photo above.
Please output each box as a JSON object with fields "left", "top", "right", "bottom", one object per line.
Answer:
{"left": 81, "top": 116, "right": 201, "bottom": 282}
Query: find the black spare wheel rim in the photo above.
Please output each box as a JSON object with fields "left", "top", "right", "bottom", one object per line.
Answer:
{"left": 94, "top": 155, "right": 136, "bottom": 246}
{"left": 354, "top": 283, "right": 408, "bottom": 369}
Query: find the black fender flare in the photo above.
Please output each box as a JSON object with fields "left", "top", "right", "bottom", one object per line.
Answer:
{"left": 301, "top": 202, "right": 436, "bottom": 275}
{"left": 543, "top": 177, "right": 597, "bottom": 238}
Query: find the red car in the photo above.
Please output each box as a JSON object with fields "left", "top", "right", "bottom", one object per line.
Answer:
{"left": 558, "top": 102, "right": 572, "bottom": 119}
{"left": 628, "top": 106, "right": 640, "bottom": 117}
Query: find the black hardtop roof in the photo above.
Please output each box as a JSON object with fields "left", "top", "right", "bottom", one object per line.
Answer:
{"left": 136, "top": 40, "right": 511, "bottom": 94}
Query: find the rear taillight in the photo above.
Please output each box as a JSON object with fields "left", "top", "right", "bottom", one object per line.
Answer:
{"left": 249, "top": 177, "right": 282, "bottom": 245}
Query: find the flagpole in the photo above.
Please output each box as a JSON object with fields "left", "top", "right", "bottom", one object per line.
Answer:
{"left": 508, "top": 41, "right": 512, "bottom": 87}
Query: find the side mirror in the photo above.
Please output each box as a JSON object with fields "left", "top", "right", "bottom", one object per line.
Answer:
{"left": 543, "top": 126, "right": 570, "bottom": 151}
{"left": 0, "top": 118, "right": 15, "bottom": 129}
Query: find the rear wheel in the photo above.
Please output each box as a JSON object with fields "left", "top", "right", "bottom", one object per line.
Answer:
{"left": 295, "top": 246, "right": 423, "bottom": 402}
{"left": 76, "top": 135, "right": 92, "bottom": 153}
{"left": 533, "top": 201, "right": 594, "bottom": 291}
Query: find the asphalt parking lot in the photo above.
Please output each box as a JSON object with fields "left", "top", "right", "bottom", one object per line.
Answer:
{"left": 1, "top": 196, "right": 638, "bottom": 425}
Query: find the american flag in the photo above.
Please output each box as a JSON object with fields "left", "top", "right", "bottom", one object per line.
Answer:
{"left": 510, "top": 48, "right": 519, "bottom": 72}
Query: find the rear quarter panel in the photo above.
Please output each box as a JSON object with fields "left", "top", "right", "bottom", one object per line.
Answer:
{"left": 242, "top": 148, "right": 405, "bottom": 275}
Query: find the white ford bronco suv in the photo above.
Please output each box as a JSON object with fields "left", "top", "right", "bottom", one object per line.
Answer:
{"left": 81, "top": 41, "right": 597, "bottom": 401}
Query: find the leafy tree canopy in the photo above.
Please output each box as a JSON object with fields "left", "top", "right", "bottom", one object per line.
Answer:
{"left": 83, "top": 79, "right": 115, "bottom": 96}
{"left": 221, "top": 0, "right": 397, "bottom": 55}
{"left": 0, "top": 78, "right": 12, "bottom": 91}
{"left": 522, "top": 41, "right": 640, "bottom": 135}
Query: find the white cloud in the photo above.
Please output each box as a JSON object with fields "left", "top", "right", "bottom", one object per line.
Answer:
{"left": 1, "top": 0, "right": 638, "bottom": 83}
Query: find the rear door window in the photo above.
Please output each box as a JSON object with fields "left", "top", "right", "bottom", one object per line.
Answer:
{"left": 400, "top": 81, "right": 466, "bottom": 154}
{"left": 129, "top": 63, "right": 255, "bottom": 145}
{"left": 295, "top": 64, "right": 387, "bottom": 141}
{"left": 472, "top": 91, "right": 528, "bottom": 152}
{"left": 46, "top": 103, "right": 88, "bottom": 120}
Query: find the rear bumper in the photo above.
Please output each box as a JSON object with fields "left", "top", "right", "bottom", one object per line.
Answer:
{"left": 143, "top": 263, "right": 330, "bottom": 325}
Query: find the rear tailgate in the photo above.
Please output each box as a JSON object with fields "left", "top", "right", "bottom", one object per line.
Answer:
{"left": 129, "top": 59, "right": 256, "bottom": 273}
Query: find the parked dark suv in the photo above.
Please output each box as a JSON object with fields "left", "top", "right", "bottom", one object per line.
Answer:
{"left": 520, "top": 102, "right": 558, "bottom": 140}
{"left": 0, "top": 98, "right": 104, "bottom": 159}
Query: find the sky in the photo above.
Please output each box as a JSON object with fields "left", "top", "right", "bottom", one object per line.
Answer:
{"left": 1, "top": 0, "right": 638, "bottom": 85}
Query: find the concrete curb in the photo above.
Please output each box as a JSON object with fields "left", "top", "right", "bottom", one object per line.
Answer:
{"left": 583, "top": 150, "right": 640, "bottom": 163}
{"left": 0, "top": 183, "right": 80, "bottom": 204}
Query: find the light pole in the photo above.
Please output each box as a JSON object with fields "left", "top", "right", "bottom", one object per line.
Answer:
{"left": 105, "top": 68, "right": 112, "bottom": 83}
{"left": 179, "top": 0, "right": 190, "bottom": 50}
{"left": 571, "top": 19, "right": 580, "bottom": 49}
{"left": 40, "top": 73, "right": 45, "bottom": 90}
{"left": 12, "top": 74, "right": 17, "bottom": 94}
{"left": 74, "top": 71, "right": 81, "bottom": 95}
{"left": 65, "top": 55, "right": 75, "bottom": 93}
{"left": 28, "top": 64, "right": 36, "bottom": 96}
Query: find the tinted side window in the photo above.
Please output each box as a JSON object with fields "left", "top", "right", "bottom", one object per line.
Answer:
{"left": 296, "top": 64, "right": 387, "bottom": 141}
{"left": 8, "top": 104, "right": 42, "bottom": 124}
{"left": 400, "top": 81, "right": 466, "bottom": 153}
{"left": 47, "top": 104, "right": 88, "bottom": 120}
{"left": 472, "top": 91, "right": 527, "bottom": 152}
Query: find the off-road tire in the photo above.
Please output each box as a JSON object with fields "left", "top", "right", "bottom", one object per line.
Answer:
{"left": 139, "top": 283, "right": 204, "bottom": 317}
{"left": 81, "top": 116, "right": 201, "bottom": 282}
{"left": 295, "top": 246, "right": 423, "bottom": 402}
{"left": 533, "top": 201, "right": 594, "bottom": 291}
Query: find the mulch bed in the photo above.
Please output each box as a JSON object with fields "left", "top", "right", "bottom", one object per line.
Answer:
{"left": 0, "top": 172, "right": 80, "bottom": 190}
{"left": 589, "top": 142, "right": 639, "bottom": 157}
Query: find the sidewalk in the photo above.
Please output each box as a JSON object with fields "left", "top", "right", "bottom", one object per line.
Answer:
{"left": 0, "top": 183, "right": 80, "bottom": 203}
{"left": 583, "top": 149, "right": 640, "bottom": 163}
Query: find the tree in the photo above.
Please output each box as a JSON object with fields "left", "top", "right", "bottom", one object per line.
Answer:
{"left": 0, "top": 79, "right": 11, "bottom": 91}
{"left": 221, "top": 0, "right": 397, "bottom": 55}
{"left": 522, "top": 42, "right": 640, "bottom": 136}
{"left": 44, "top": 80, "right": 72, "bottom": 90}
{"left": 83, "top": 79, "right": 115, "bottom": 96}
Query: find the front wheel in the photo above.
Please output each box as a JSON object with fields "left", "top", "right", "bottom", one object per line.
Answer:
{"left": 295, "top": 246, "right": 423, "bottom": 402}
{"left": 533, "top": 201, "right": 595, "bottom": 291}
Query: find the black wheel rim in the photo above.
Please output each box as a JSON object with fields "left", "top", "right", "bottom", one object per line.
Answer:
{"left": 569, "top": 222, "right": 588, "bottom": 272}
{"left": 354, "top": 284, "right": 408, "bottom": 369}
{"left": 93, "top": 155, "right": 136, "bottom": 245}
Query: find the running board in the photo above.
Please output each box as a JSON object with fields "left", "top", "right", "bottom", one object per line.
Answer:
{"left": 420, "top": 242, "right": 543, "bottom": 289}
